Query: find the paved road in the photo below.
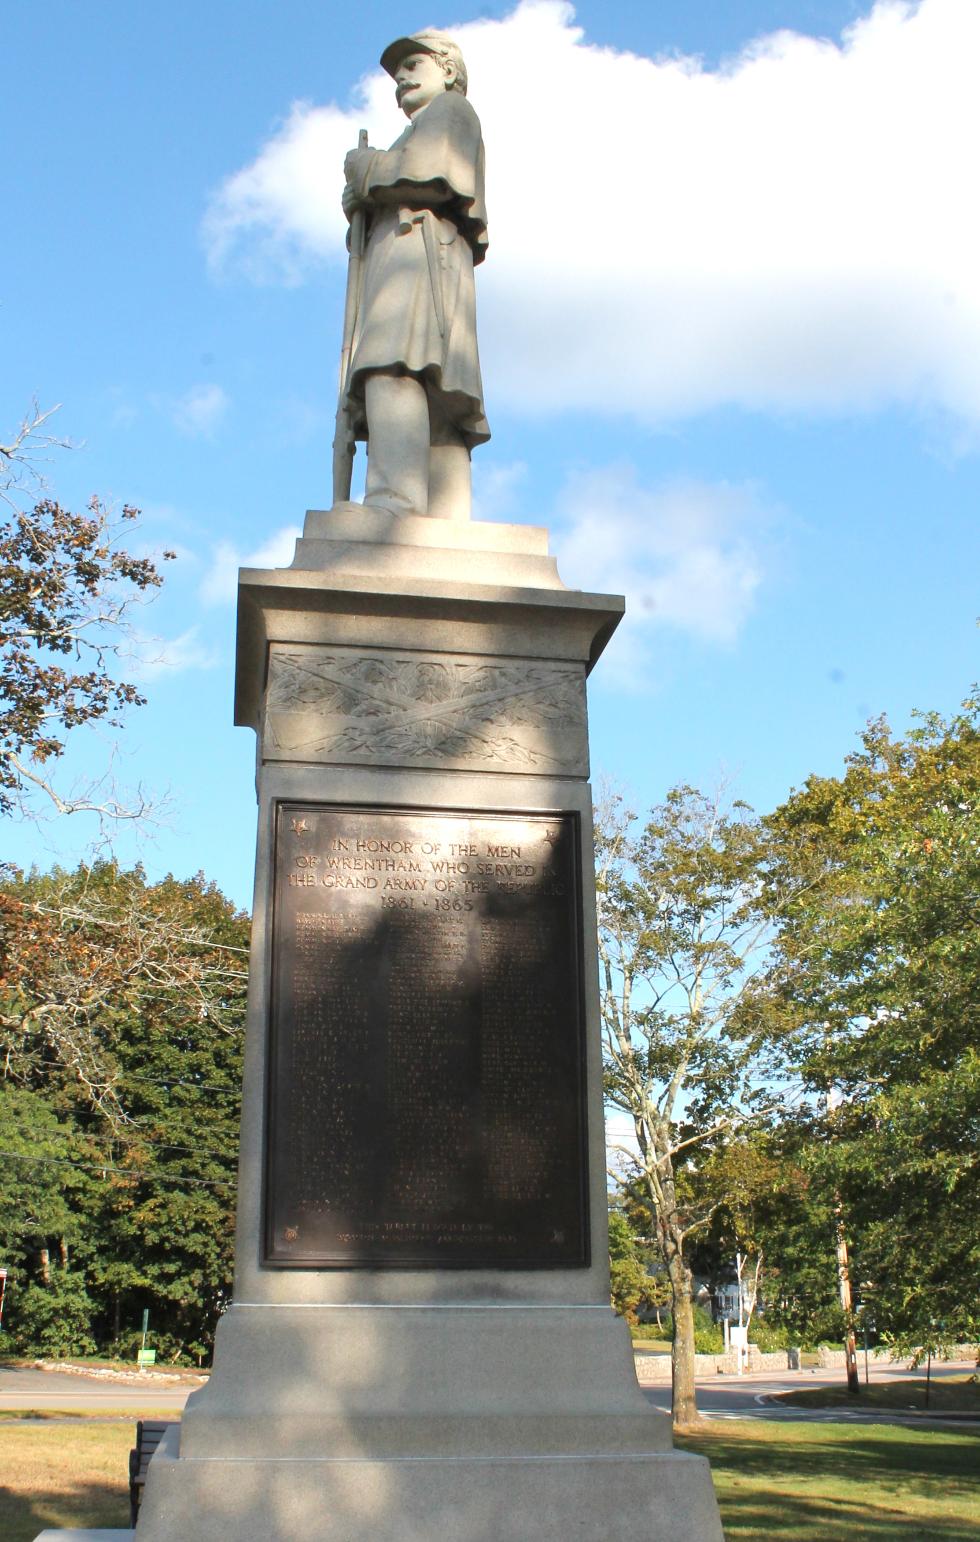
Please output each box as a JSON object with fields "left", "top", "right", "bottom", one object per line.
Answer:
{"left": 640, "top": 1361, "right": 979, "bottom": 1425}
{"left": 1, "top": 1360, "right": 975, "bottom": 1426}
{"left": 0, "top": 1365, "right": 198, "bottom": 1413}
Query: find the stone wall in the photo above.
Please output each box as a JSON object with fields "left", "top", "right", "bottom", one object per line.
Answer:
{"left": 633, "top": 1348, "right": 795, "bottom": 1380}
{"left": 814, "top": 1344, "right": 978, "bottom": 1369}
{"left": 633, "top": 1342, "right": 978, "bottom": 1380}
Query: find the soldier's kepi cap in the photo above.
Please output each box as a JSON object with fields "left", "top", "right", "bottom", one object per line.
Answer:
{"left": 380, "top": 29, "right": 467, "bottom": 92}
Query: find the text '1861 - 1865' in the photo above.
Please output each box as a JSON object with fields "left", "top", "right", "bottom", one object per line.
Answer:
{"left": 264, "top": 803, "right": 589, "bottom": 1268}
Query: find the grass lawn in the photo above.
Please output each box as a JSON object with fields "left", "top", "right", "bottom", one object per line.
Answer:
{"left": 1, "top": 1414, "right": 977, "bottom": 1541}
{"left": 678, "top": 1418, "right": 980, "bottom": 1540}
{"left": 0, "top": 1420, "right": 133, "bottom": 1542}
{"left": 772, "top": 1375, "right": 980, "bottom": 1414}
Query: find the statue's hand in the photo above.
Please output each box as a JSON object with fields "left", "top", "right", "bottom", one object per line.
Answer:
{"left": 342, "top": 183, "right": 364, "bottom": 220}
{"left": 344, "top": 147, "right": 375, "bottom": 184}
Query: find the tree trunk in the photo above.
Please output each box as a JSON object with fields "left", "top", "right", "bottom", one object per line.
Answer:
{"left": 59, "top": 1237, "right": 69, "bottom": 1270}
{"left": 666, "top": 1246, "right": 699, "bottom": 1426}
{"left": 835, "top": 1213, "right": 861, "bottom": 1395}
{"left": 38, "top": 1246, "right": 51, "bottom": 1286}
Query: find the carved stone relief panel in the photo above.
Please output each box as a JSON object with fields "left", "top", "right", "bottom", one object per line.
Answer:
{"left": 263, "top": 643, "right": 588, "bottom": 775}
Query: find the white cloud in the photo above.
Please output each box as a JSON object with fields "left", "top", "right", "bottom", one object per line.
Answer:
{"left": 200, "top": 525, "right": 303, "bottom": 605}
{"left": 553, "top": 466, "right": 770, "bottom": 648}
{"left": 173, "top": 383, "right": 229, "bottom": 438}
{"left": 472, "top": 459, "right": 528, "bottom": 522}
{"left": 203, "top": 0, "right": 980, "bottom": 431}
{"left": 125, "top": 627, "right": 221, "bottom": 680}
{"left": 202, "top": 99, "right": 389, "bottom": 285}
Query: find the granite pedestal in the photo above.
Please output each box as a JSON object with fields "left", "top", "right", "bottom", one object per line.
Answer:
{"left": 39, "top": 509, "right": 723, "bottom": 1542}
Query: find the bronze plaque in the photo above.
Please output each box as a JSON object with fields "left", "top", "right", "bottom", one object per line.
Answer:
{"left": 264, "top": 804, "right": 589, "bottom": 1268}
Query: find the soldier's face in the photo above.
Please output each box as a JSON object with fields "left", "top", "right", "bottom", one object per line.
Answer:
{"left": 394, "top": 52, "right": 450, "bottom": 117}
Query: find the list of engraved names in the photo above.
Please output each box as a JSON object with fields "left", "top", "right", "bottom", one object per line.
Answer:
{"left": 265, "top": 804, "right": 588, "bottom": 1268}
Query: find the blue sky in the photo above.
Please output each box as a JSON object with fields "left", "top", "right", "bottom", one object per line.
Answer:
{"left": 3, "top": 0, "right": 978, "bottom": 910}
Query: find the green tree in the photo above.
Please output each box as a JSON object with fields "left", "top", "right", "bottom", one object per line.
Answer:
{"left": 688, "top": 1126, "right": 844, "bottom": 1349}
{"left": 764, "top": 693, "right": 980, "bottom": 1359}
{"left": 608, "top": 1208, "right": 669, "bottom": 1327}
{"left": 0, "top": 861, "right": 249, "bottom": 1360}
{"left": 6, "top": 1271, "right": 98, "bottom": 1357}
{"left": 0, "top": 1082, "right": 93, "bottom": 1282}
{"left": 596, "top": 786, "right": 789, "bottom": 1424}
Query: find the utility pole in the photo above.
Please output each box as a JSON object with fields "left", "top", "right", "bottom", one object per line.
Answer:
{"left": 731, "top": 1252, "right": 747, "bottom": 1375}
{"left": 736, "top": 1252, "right": 745, "bottom": 1329}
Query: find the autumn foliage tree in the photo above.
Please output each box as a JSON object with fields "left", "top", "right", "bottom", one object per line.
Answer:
{"left": 1, "top": 403, "right": 173, "bottom": 823}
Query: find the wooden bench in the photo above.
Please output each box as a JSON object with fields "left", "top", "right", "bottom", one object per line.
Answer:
{"left": 129, "top": 1419, "right": 178, "bottom": 1525}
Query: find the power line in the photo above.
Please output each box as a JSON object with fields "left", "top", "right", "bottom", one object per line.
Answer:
{"left": 0, "top": 1120, "right": 239, "bottom": 1167}
{"left": 0, "top": 1148, "right": 236, "bottom": 1190}
{"left": 8, "top": 1060, "right": 243, "bottom": 1097}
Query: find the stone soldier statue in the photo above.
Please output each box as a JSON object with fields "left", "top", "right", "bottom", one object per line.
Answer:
{"left": 339, "top": 30, "right": 489, "bottom": 520}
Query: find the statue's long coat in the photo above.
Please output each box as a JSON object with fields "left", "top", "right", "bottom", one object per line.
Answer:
{"left": 345, "top": 90, "right": 490, "bottom": 449}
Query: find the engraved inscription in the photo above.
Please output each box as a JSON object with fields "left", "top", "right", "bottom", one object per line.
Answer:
{"left": 265, "top": 805, "right": 589, "bottom": 1268}
{"left": 264, "top": 646, "right": 588, "bottom": 774}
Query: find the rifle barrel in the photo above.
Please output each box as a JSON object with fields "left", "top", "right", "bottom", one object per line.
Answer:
{"left": 332, "top": 127, "right": 369, "bottom": 505}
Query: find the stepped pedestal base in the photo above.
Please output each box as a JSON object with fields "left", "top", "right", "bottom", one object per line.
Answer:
{"left": 126, "top": 1302, "right": 721, "bottom": 1542}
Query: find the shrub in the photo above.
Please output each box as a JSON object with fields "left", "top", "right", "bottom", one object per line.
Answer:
{"left": 6, "top": 1272, "right": 97, "bottom": 1357}
{"left": 103, "top": 1328, "right": 197, "bottom": 1367}
{"left": 631, "top": 1320, "right": 673, "bottom": 1341}
{"left": 691, "top": 1304, "right": 725, "bottom": 1354}
{"left": 795, "top": 1305, "right": 848, "bottom": 1351}
{"left": 749, "top": 1317, "right": 790, "bottom": 1352}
